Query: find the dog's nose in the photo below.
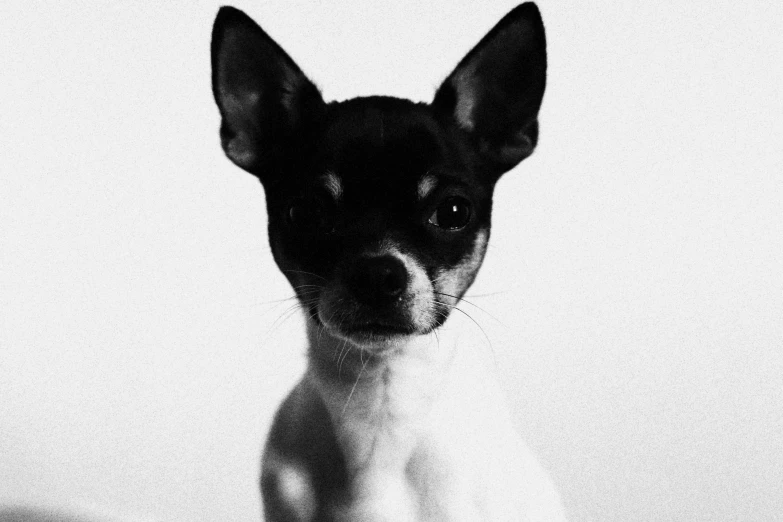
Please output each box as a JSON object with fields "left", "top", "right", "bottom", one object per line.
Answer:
{"left": 348, "top": 255, "right": 409, "bottom": 306}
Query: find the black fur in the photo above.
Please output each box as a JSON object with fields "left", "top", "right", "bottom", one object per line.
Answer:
{"left": 211, "top": 1, "right": 546, "bottom": 318}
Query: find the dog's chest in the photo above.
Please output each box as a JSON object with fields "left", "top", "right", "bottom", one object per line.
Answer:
{"left": 317, "top": 345, "right": 499, "bottom": 521}
{"left": 320, "top": 351, "right": 446, "bottom": 473}
{"left": 329, "top": 410, "right": 484, "bottom": 522}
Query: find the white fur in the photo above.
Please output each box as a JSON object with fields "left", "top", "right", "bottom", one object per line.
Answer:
{"left": 321, "top": 171, "right": 343, "bottom": 202}
{"left": 417, "top": 175, "right": 438, "bottom": 201}
{"left": 450, "top": 65, "right": 479, "bottom": 132}
{"left": 305, "top": 313, "right": 568, "bottom": 521}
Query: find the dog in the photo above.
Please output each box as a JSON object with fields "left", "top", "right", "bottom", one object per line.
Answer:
{"left": 211, "top": 3, "right": 566, "bottom": 521}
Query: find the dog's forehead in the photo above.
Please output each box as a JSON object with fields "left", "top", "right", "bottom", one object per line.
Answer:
{"left": 318, "top": 98, "right": 449, "bottom": 186}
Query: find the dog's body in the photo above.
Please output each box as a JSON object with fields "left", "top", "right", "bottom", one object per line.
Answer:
{"left": 262, "top": 321, "right": 565, "bottom": 521}
{"left": 211, "top": 4, "right": 566, "bottom": 521}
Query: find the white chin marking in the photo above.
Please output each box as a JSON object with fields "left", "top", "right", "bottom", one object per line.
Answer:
{"left": 344, "top": 332, "right": 413, "bottom": 353}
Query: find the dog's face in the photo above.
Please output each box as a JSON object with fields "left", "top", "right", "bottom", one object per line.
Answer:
{"left": 264, "top": 98, "right": 492, "bottom": 346}
{"left": 211, "top": 5, "right": 546, "bottom": 350}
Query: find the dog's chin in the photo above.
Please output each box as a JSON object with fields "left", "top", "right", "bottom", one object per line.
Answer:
{"left": 336, "top": 324, "right": 420, "bottom": 352}
{"left": 343, "top": 324, "right": 417, "bottom": 350}
{"left": 315, "top": 310, "right": 424, "bottom": 352}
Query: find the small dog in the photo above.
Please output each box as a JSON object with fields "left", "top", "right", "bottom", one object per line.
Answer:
{"left": 211, "top": 4, "right": 566, "bottom": 521}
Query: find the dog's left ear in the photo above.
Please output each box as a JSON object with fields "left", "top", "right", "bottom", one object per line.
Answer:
{"left": 211, "top": 6, "right": 324, "bottom": 177}
{"left": 433, "top": 3, "right": 547, "bottom": 179}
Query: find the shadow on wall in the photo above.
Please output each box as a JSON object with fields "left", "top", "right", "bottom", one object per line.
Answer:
{"left": 0, "top": 507, "right": 134, "bottom": 522}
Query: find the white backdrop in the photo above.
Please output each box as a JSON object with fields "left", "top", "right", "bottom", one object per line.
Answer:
{"left": 1, "top": 1, "right": 781, "bottom": 521}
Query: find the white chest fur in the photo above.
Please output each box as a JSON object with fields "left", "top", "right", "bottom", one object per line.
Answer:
{"left": 307, "top": 318, "right": 567, "bottom": 521}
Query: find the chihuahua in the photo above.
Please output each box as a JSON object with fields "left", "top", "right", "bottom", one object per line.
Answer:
{"left": 211, "top": 3, "right": 566, "bottom": 521}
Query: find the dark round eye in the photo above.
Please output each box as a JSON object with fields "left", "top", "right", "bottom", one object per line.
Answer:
{"left": 287, "top": 199, "right": 332, "bottom": 231}
{"left": 428, "top": 196, "right": 472, "bottom": 230}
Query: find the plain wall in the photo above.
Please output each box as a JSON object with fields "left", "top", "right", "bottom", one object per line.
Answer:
{"left": 1, "top": 1, "right": 780, "bottom": 520}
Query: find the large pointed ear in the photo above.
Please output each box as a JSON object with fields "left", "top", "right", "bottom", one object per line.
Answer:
{"left": 211, "top": 6, "right": 324, "bottom": 175}
{"left": 432, "top": 3, "right": 547, "bottom": 178}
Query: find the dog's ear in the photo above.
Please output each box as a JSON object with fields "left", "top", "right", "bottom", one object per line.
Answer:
{"left": 433, "top": 3, "right": 546, "bottom": 178}
{"left": 211, "top": 6, "right": 324, "bottom": 176}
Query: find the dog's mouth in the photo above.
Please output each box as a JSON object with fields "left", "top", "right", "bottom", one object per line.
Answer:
{"left": 308, "top": 302, "right": 423, "bottom": 347}
{"left": 342, "top": 322, "right": 416, "bottom": 337}
{"left": 297, "top": 251, "right": 444, "bottom": 348}
{"left": 333, "top": 321, "right": 419, "bottom": 350}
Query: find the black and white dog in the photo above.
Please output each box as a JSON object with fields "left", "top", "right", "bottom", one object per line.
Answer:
{"left": 211, "top": 4, "right": 566, "bottom": 520}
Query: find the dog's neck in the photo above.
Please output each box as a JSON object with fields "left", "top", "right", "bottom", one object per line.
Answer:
{"left": 305, "top": 319, "right": 458, "bottom": 477}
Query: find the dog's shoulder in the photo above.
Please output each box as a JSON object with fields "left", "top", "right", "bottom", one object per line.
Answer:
{"left": 262, "top": 380, "right": 347, "bottom": 521}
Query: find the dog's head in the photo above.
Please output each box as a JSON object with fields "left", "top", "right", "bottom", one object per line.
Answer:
{"left": 211, "top": 4, "right": 546, "bottom": 351}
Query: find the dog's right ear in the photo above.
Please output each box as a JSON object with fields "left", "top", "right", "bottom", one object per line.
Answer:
{"left": 432, "top": 3, "right": 546, "bottom": 180}
{"left": 211, "top": 6, "right": 324, "bottom": 176}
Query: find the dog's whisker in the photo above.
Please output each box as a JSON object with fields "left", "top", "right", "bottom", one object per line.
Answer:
{"left": 431, "top": 327, "right": 441, "bottom": 353}
{"left": 291, "top": 285, "right": 324, "bottom": 295}
{"left": 434, "top": 291, "right": 504, "bottom": 327}
{"left": 282, "top": 269, "right": 328, "bottom": 282}
{"left": 443, "top": 303, "right": 497, "bottom": 368}
{"left": 244, "top": 286, "right": 321, "bottom": 309}
{"left": 337, "top": 340, "right": 352, "bottom": 380}
{"left": 320, "top": 306, "right": 342, "bottom": 346}
{"left": 341, "top": 351, "right": 372, "bottom": 417}
{"left": 262, "top": 303, "right": 305, "bottom": 339}
{"left": 462, "top": 290, "right": 509, "bottom": 299}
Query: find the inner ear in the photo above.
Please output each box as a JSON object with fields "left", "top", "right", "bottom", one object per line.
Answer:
{"left": 433, "top": 3, "right": 547, "bottom": 177}
{"left": 211, "top": 7, "right": 324, "bottom": 175}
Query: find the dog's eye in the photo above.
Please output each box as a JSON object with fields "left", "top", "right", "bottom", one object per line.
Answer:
{"left": 287, "top": 199, "right": 332, "bottom": 231}
{"left": 428, "top": 196, "right": 472, "bottom": 230}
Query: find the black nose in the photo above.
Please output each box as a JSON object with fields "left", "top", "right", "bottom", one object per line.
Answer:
{"left": 347, "top": 255, "right": 409, "bottom": 306}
